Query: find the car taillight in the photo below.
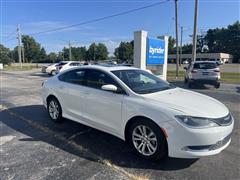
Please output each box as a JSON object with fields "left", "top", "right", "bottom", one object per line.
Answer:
{"left": 191, "top": 69, "right": 198, "bottom": 73}
{"left": 214, "top": 69, "right": 220, "bottom": 72}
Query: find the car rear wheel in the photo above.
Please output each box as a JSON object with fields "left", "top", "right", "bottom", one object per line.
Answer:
{"left": 188, "top": 81, "right": 193, "bottom": 88}
{"left": 215, "top": 82, "right": 220, "bottom": 89}
{"left": 47, "top": 97, "right": 62, "bottom": 122}
{"left": 129, "top": 119, "right": 167, "bottom": 159}
{"left": 51, "top": 70, "right": 56, "bottom": 75}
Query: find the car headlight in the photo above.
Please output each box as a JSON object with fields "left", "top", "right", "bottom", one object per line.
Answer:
{"left": 175, "top": 115, "right": 219, "bottom": 128}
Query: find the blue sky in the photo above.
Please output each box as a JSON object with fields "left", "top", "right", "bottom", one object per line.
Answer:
{"left": 1, "top": 0, "right": 239, "bottom": 54}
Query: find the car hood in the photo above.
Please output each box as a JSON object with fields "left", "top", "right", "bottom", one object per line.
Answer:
{"left": 142, "top": 88, "right": 229, "bottom": 118}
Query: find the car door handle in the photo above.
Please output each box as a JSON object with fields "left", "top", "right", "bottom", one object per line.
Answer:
{"left": 58, "top": 85, "right": 65, "bottom": 89}
{"left": 79, "top": 91, "right": 90, "bottom": 95}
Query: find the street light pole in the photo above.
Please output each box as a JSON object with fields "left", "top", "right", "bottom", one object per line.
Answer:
{"left": 180, "top": 26, "right": 183, "bottom": 66}
{"left": 175, "top": 0, "right": 179, "bottom": 78}
{"left": 69, "top": 40, "right": 72, "bottom": 61}
{"left": 192, "top": 0, "right": 199, "bottom": 63}
{"left": 17, "top": 24, "right": 22, "bottom": 68}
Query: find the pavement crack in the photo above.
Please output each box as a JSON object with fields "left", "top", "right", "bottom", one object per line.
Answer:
{"left": 67, "top": 129, "right": 91, "bottom": 141}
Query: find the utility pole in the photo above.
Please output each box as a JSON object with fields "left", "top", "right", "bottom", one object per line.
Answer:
{"left": 69, "top": 40, "right": 72, "bottom": 61}
{"left": 21, "top": 46, "right": 25, "bottom": 63}
{"left": 93, "top": 44, "right": 96, "bottom": 61}
{"left": 180, "top": 26, "right": 183, "bottom": 66}
{"left": 175, "top": 0, "right": 179, "bottom": 78}
{"left": 17, "top": 24, "right": 22, "bottom": 68}
{"left": 192, "top": 0, "right": 199, "bottom": 63}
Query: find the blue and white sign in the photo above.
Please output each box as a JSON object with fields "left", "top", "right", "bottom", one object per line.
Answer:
{"left": 146, "top": 37, "right": 165, "bottom": 65}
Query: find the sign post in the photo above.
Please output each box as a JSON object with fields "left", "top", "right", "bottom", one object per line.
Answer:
{"left": 134, "top": 30, "right": 168, "bottom": 80}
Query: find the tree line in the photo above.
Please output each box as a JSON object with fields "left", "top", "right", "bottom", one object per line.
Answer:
{"left": 168, "top": 21, "right": 240, "bottom": 63}
{"left": 1, "top": 21, "right": 239, "bottom": 65}
{"left": 0, "top": 36, "right": 109, "bottom": 65}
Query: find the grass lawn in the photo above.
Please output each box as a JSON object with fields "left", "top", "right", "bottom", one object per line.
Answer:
{"left": 3, "top": 65, "right": 39, "bottom": 71}
{"left": 167, "top": 71, "right": 240, "bottom": 84}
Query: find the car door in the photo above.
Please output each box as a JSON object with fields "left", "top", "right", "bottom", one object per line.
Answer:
{"left": 81, "top": 69, "right": 125, "bottom": 135}
{"left": 57, "top": 69, "right": 87, "bottom": 120}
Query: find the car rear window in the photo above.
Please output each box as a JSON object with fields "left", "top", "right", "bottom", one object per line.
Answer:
{"left": 193, "top": 63, "right": 217, "bottom": 69}
{"left": 58, "top": 62, "right": 67, "bottom": 66}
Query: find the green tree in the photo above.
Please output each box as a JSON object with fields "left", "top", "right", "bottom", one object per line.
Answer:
{"left": 168, "top": 36, "right": 176, "bottom": 54}
{"left": 197, "top": 34, "right": 208, "bottom": 53}
{"left": 10, "top": 47, "right": 19, "bottom": 63}
{"left": 0, "top": 44, "right": 12, "bottom": 65}
{"left": 21, "top": 35, "right": 41, "bottom": 62}
{"left": 205, "top": 21, "right": 240, "bottom": 62}
{"left": 96, "top": 43, "right": 108, "bottom": 60}
{"left": 62, "top": 47, "right": 70, "bottom": 60}
{"left": 47, "top": 52, "right": 57, "bottom": 63}
{"left": 182, "top": 44, "right": 192, "bottom": 54}
{"left": 72, "top": 46, "right": 87, "bottom": 61}
{"left": 39, "top": 47, "right": 47, "bottom": 61}
{"left": 114, "top": 41, "right": 134, "bottom": 63}
{"left": 87, "top": 43, "right": 97, "bottom": 61}
{"left": 57, "top": 51, "right": 65, "bottom": 61}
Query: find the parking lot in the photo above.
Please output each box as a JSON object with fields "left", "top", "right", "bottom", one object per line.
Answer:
{"left": 1, "top": 69, "right": 240, "bottom": 180}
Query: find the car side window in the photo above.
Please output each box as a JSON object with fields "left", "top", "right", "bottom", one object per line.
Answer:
{"left": 70, "top": 62, "right": 80, "bottom": 66}
{"left": 59, "top": 69, "right": 86, "bottom": 85}
{"left": 86, "top": 70, "right": 125, "bottom": 94}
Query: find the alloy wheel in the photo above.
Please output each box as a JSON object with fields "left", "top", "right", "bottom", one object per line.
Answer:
{"left": 132, "top": 125, "right": 158, "bottom": 156}
{"left": 48, "top": 100, "right": 60, "bottom": 120}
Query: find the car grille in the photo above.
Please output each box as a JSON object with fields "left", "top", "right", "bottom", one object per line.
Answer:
{"left": 212, "top": 113, "right": 233, "bottom": 126}
{"left": 208, "top": 133, "right": 232, "bottom": 150}
{"left": 187, "top": 133, "right": 232, "bottom": 151}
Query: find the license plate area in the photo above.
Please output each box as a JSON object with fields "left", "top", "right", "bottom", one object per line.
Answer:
{"left": 202, "top": 72, "right": 209, "bottom": 75}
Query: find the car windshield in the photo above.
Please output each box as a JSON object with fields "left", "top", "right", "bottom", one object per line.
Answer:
{"left": 193, "top": 62, "right": 217, "bottom": 69}
{"left": 111, "top": 69, "right": 175, "bottom": 94}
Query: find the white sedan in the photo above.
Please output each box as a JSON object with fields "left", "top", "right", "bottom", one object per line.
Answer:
{"left": 56, "top": 61, "right": 82, "bottom": 74}
{"left": 41, "top": 65, "right": 234, "bottom": 159}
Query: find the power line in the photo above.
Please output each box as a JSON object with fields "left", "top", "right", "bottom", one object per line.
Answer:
{"left": 2, "top": 0, "right": 170, "bottom": 43}
{"left": 1, "top": 30, "right": 15, "bottom": 39}
{"left": 28, "top": 0, "right": 170, "bottom": 36}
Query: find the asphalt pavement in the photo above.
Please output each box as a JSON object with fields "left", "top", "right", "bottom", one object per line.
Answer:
{"left": 1, "top": 70, "right": 240, "bottom": 180}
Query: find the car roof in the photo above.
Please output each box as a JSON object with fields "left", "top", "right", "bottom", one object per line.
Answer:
{"left": 66, "top": 64, "right": 138, "bottom": 72}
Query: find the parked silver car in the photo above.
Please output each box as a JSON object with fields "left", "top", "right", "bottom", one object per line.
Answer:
{"left": 184, "top": 61, "right": 221, "bottom": 88}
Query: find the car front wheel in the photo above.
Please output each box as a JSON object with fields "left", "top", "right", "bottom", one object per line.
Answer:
{"left": 47, "top": 97, "right": 62, "bottom": 122}
{"left": 129, "top": 119, "right": 167, "bottom": 159}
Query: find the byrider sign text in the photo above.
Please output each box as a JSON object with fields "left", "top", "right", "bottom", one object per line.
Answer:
{"left": 146, "top": 37, "right": 165, "bottom": 65}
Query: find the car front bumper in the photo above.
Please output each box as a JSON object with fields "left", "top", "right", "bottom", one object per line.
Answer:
{"left": 164, "top": 117, "right": 234, "bottom": 158}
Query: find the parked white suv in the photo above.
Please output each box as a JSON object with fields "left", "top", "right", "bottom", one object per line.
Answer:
{"left": 184, "top": 61, "right": 221, "bottom": 88}
{"left": 56, "top": 61, "right": 82, "bottom": 74}
{"left": 41, "top": 65, "right": 233, "bottom": 159}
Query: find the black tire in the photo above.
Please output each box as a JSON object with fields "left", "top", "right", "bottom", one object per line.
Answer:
{"left": 47, "top": 97, "right": 62, "bottom": 122}
{"left": 215, "top": 82, "right": 220, "bottom": 89}
{"left": 51, "top": 70, "right": 56, "bottom": 76}
{"left": 129, "top": 119, "right": 168, "bottom": 160}
{"left": 188, "top": 81, "right": 193, "bottom": 88}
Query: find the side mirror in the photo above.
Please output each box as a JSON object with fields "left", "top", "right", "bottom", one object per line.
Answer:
{"left": 101, "top": 84, "right": 118, "bottom": 92}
